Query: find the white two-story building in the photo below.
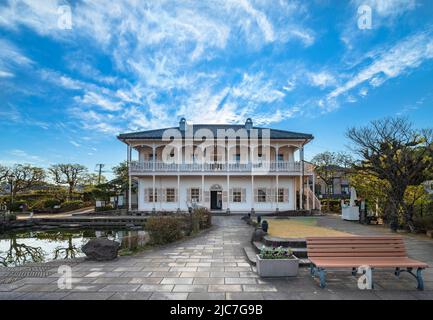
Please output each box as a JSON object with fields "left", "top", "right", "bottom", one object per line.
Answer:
{"left": 118, "top": 118, "right": 320, "bottom": 214}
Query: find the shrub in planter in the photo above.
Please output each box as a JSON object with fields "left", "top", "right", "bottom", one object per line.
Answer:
{"left": 59, "top": 200, "right": 84, "bottom": 212}
{"left": 146, "top": 216, "right": 183, "bottom": 245}
{"left": 95, "top": 205, "right": 114, "bottom": 212}
{"left": 256, "top": 246, "right": 299, "bottom": 277}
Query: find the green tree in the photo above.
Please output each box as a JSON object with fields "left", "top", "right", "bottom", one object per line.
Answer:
{"left": 49, "top": 164, "right": 88, "bottom": 200}
{"left": 311, "top": 151, "right": 353, "bottom": 212}
{"left": 347, "top": 117, "right": 433, "bottom": 231}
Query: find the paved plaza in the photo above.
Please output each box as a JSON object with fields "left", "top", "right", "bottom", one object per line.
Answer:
{"left": 1, "top": 215, "right": 432, "bottom": 300}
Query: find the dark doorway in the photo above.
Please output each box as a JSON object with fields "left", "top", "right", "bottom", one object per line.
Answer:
{"left": 210, "top": 191, "right": 222, "bottom": 210}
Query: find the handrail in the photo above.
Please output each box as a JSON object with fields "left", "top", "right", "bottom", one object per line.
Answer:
{"left": 130, "top": 160, "right": 313, "bottom": 173}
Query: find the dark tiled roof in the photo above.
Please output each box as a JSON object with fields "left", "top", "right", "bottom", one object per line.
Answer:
{"left": 117, "top": 124, "right": 313, "bottom": 141}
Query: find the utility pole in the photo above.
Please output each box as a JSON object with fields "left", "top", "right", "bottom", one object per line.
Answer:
{"left": 95, "top": 164, "right": 105, "bottom": 184}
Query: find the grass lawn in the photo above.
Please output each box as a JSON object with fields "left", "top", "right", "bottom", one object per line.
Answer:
{"left": 266, "top": 217, "right": 351, "bottom": 238}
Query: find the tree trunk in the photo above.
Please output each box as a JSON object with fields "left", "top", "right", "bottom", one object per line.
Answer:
{"left": 68, "top": 184, "right": 73, "bottom": 201}
{"left": 389, "top": 188, "right": 405, "bottom": 232}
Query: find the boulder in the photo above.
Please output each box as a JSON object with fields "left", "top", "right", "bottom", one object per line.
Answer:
{"left": 251, "top": 228, "right": 267, "bottom": 242}
{"left": 426, "top": 230, "right": 433, "bottom": 238}
{"left": 82, "top": 238, "right": 120, "bottom": 261}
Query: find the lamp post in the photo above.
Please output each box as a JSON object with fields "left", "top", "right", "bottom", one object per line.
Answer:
{"left": 9, "top": 174, "right": 15, "bottom": 211}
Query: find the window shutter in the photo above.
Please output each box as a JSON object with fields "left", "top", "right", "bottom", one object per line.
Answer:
{"left": 254, "top": 189, "right": 258, "bottom": 202}
{"left": 273, "top": 188, "right": 277, "bottom": 202}
{"left": 223, "top": 191, "right": 228, "bottom": 203}
{"left": 144, "top": 189, "right": 149, "bottom": 202}
{"left": 186, "top": 188, "right": 191, "bottom": 201}
{"left": 161, "top": 188, "right": 166, "bottom": 202}
{"left": 266, "top": 188, "right": 271, "bottom": 202}
{"left": 175, "top": 188, "right": 178, "bottom": 202}
{"left": 198, "top": 188, "right": 202, "bottom": 203}
{"left": 284, "top": 188, "right": 289, "bottom": 202}
{"left": 241, "top": 188, "right": 246, "bottom": 202}
{"left": 229, "top": 188, "right": 233, "bottom": 203}
{"left": 204, "top": 191, "right": 210, "bottom": 202}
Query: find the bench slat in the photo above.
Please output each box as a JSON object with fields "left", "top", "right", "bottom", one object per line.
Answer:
{"left": 309, "top": 257, "right": 428, "bottom": 268}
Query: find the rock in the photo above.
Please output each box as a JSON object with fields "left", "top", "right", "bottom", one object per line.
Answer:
{"left": 251, "top": 228, "right": 267, "bottom": 242}
{"left": 426, "top": 230, "right": 433, "bottom": 238}
{"left": 82, "top": 238, "right": 120, "bottom": 261}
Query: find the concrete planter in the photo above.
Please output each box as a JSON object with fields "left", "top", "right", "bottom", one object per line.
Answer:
{"left": 256, "top": 254, "right": 299, "bottom": 277}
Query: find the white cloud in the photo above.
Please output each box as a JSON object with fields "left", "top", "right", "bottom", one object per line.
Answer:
{"left": 308, "top": 71, "right": 337, "bottom": 89}
{"left": 328, "top": 31, "right": 433, "bottom": 100}
{"left": 0, "top": 70, "right": 14, "bottom": 77}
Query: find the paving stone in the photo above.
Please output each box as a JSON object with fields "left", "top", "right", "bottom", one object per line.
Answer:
{"left": 226, "top": 292, "right": 264, "bottom": 300}
{"left": 172, "top": 284, "right": 208, "bottom": 293}
{"left": 225, "top": 278, "right": 257, "bottom": 285}
{"left": 99, "top": 284, "right": 140, "bottom": 292}
{"left": 120, "top": 272, "right": 152, "bottom": 277}
{"left": 14, "top": 284, "right": 60, "bottom": 292}
{"left": 16, "top": 292, "right": 71, "bottom": 300}
{"left": 150, "top": 271, "right": 181, "bottom": 277}
{"left": 0, "top": 291, "right": 28, "bottom": 300}
{"left": 208, "top": 284, "right": 243, "bottom": 292}
{"left": 193, "top": 278, "right": 224, "bottom": 285}
{"left": 180, "top": 272, "right": 209, "bottom": 277}
{"left": 138, "top": 284, "right": 174, "bottom": 292}
{"left": 149, "top": 292, "right": 188, "bottom": 300}
{"left": 129, "top": 277, "right": 163, "bottom": 284}
{"left": 242, "top": 284, "right": 278, "bottom": 292}
{"left": 92, "top": 277, "right": 132, "bottom": 284}
{"left": 161, "top": 277, "right": 194, "bottom": 284}
{"left": 62, "top": 292, "right": 114, "bottom": 300}
{"left": 109, "top": 292, "right": 152, "bottom": 300}
{"left": 188, "top": 293, "right": 225, "bottom": 300}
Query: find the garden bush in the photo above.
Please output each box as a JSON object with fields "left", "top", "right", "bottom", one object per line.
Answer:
{"left": 8, "top": 200, "right": 27, "bottom": 212}
{"left": 414, "top": 215, "right": 433, "bottom": 232}
{"left": 59, "top": 200, "right": 84, "bottom": 212}
{"left": 32, "top": 199, "right": 61, "bottom": 211}
{"left": 146, "top": 216, "right": 183, "bottom": 245}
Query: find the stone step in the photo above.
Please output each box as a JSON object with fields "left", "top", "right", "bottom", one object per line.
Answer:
{"left": 243, "top": 246, "right": 257, "bottom": 266}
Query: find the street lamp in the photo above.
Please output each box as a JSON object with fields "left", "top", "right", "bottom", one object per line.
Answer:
{"left": 9, "top": 174, "right": 15, "bottom": 208}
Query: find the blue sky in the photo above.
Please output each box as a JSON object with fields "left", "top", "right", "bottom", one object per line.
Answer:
{"left": 1, "top": 0, "right": 433, "bottom": 177}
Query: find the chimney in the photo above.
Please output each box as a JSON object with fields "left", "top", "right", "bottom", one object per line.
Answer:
{"left": 179, "top": 118, "right": 186, "bottom": 131}
{"left": 245, "top": 118, "right": 253, "bottom": 130}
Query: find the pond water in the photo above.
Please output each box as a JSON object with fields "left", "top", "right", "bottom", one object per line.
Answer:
{"left": 0, "top": 228, "right": 150, "bottom": 268}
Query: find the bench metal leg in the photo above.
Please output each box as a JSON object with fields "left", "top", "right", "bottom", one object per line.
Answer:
{"left": 318, "top": 268, "right": 326, "bottom": 288}
{"left": 310, "top": 264, "right": 315, "bottom": 276}
{"left": 352, "top": 267, "right": 357, "bottom": 276}
{"left": 416, "top": 268, "right": 424, "bottom": 291}
{"left": 396, "top": 267, "right": 425, "bottom": 290}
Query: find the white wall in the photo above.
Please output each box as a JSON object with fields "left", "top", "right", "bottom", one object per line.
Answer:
{"left": 137, "top": 175, "right": 296, "bottom": 213}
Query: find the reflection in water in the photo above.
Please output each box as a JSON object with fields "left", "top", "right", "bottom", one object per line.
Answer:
{"left": 0, "top": 229, "right": 148, "bottom": 267}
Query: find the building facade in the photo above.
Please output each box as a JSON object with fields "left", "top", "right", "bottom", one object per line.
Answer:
{"left": 118, "top": 118, "right": 320, "bottom": 213}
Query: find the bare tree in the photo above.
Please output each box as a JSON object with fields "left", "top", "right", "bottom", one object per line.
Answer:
{"left": 346, "top": 117, "right": 433, "bottom": 231}
{"left": 0, "top": 165, "right": 10, "bottom": 183}
{"left": 10, "top": 164, "right": 46, "bottom": 197}
{"left": 49, "top": 164, "right": 88, "bottom": 199}
{"left": 311, "top": 151, "right": 353, "bottom": 212}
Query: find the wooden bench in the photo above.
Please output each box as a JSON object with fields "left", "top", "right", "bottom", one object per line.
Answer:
{"left": 306, "top": 236, "right": 428, "bottom": 290}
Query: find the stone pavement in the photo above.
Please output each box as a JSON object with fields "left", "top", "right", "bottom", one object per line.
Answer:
{"left": 1, "top": 215, "right": 432, "bottom": 300}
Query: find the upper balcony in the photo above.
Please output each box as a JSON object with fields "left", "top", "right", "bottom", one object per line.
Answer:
{"left": 129, "top": 160, "right": 314, "bottom": 175}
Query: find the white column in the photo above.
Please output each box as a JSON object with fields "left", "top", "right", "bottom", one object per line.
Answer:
{"left": 251, "top": 175, "right": 254, "bottom": 212}
{"left": 226, "top": 175, "right": 230, "bottom": 212}
{"left": 178, "top": 175, "right": 180, "bottom": 210}
{"left": 300, "top": 145, "right": 304, "bottom": 210}
{"left": 127, "top": 145, "right": 132, "bottom": 211}
{"left": 299, "top": 175, "right": 303, "bottom": 210}
{"left": 276, "top": 175, "right": 279, "bottom": 211}
{"left": 152, "top": 175, "right": 156, "bottom": 210}
{"left": 152, "top": 143, "right": 156, "bottom": 171}
{"left": 275, "top": 144, "right": 279, "bottom": 172}
{"left": 312, "top": 173, "right": 316, "bottom": 210}
{"left": 201, "top": 175, "right": 204, "bottom": 207}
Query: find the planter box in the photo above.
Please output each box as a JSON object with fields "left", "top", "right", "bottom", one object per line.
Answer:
{"left": 256, "top": 254, "right": 299, "bottom": 277}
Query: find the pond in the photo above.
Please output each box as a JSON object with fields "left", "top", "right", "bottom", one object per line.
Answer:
{"left": 0, "top": 228, "right": 150, "bottom": 268}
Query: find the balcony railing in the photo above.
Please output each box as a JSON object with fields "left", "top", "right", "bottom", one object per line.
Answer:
{"left": 130, "top": 161, "right": 314, "bottom": 174}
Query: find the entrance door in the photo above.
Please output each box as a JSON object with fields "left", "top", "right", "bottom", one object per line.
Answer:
{"left": 210, "top": 191, "right": 222, "bottom": 210}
